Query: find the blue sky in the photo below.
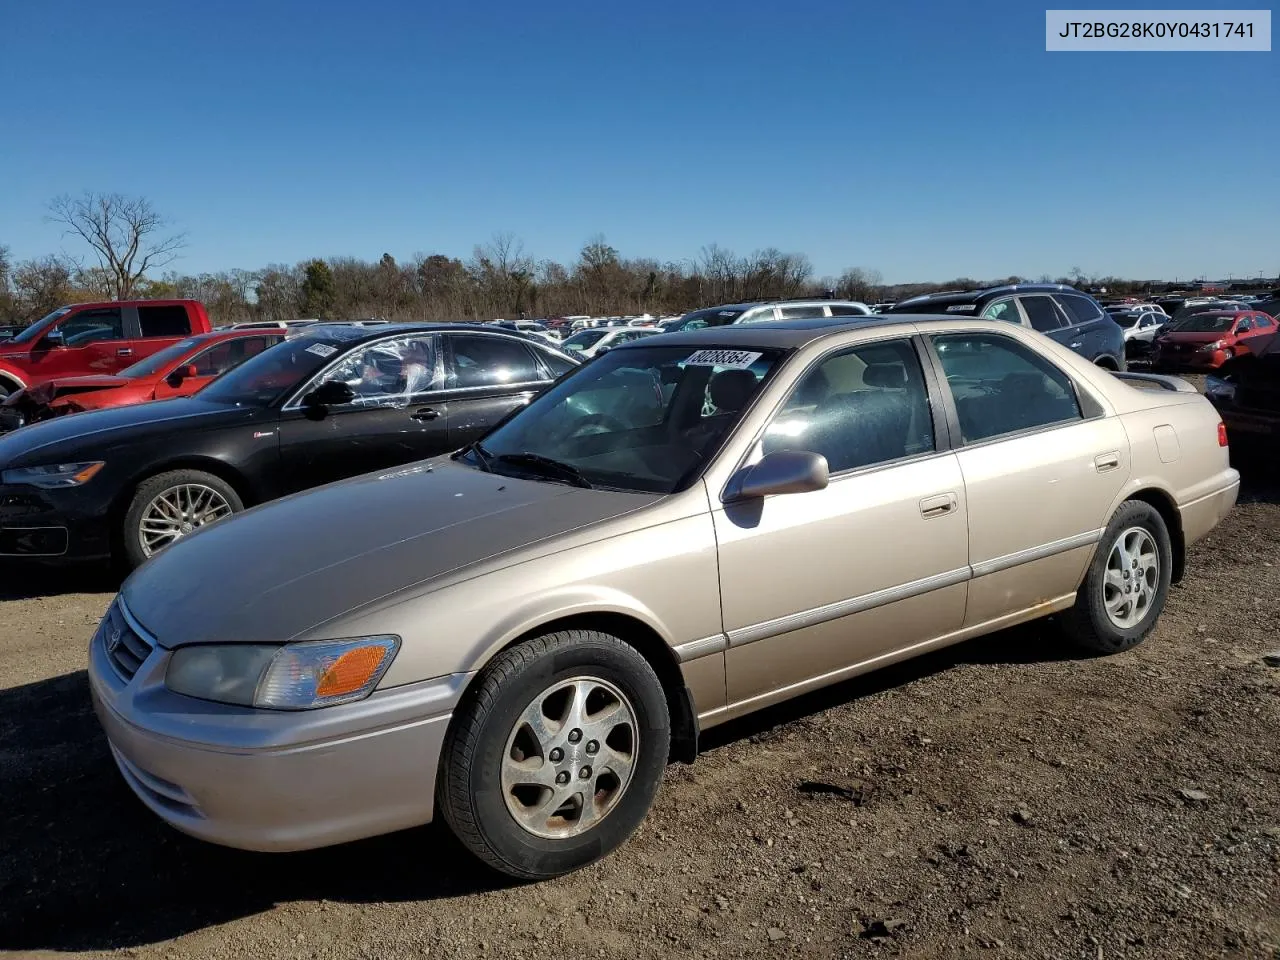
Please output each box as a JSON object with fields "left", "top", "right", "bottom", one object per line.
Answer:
{"left": 1, "top": 0, "right": 1275, "bottom": 283}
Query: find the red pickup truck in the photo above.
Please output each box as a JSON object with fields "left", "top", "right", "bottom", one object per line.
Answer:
{"left": 0, "top": 299, "right": 212, "bottom": 398}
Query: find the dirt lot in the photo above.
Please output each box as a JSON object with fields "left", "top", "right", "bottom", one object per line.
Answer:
{"left": 2, "top": 470, "right": 1278, "bottom": 960}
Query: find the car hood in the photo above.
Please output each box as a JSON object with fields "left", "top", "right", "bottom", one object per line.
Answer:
{"left": 1159, "top": 331, "right": 1228, "bottom": 344}
{"left": 122, "top": 459, "right": 661, "bottom": 648}
{"left": 0, "top": 398, "right": 259, "bottom": 466}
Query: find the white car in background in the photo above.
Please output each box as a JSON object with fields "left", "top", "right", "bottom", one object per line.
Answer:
{"left": 560, "top": 325, "right": 663, "bottom": 358}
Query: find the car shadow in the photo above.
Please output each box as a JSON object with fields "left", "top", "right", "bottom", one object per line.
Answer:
{"left": 0, "top": 670, "right": 505, "bottom": 952}
{"left": 0, "top": 560, "right": 123, "bottom": 601}
{"left": 1, "top": 619, "right": 1085, "bottom": 951}
{"left": 698, "top": 618, "right": 1090, "bottom": 753}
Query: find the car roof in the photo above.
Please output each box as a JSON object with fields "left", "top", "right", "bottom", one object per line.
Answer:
{"left": 894, "top": 283, "right": 1084, "bottom": 308}
{"left": 618, "top": 316, "right": 900, "bottom": 350}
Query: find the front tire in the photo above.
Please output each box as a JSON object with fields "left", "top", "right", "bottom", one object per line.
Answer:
{"left": 1060, "top": 500, "right": 1172, "bottom": 654}
{"left": 122, "top": 469, "right": 243, "bottom": 568}
{"left": 438, "top": 630, "right": 670, "bottom": 880}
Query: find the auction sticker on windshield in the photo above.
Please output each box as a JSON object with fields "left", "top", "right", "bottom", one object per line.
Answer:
{"left": 685, "top": 350, "right": 762, "bottom": 368}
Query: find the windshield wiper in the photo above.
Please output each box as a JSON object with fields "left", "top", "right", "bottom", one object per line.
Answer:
{"left": 494, "top": 452, "right": 594, "bottom": 488}
{"left": 453, "top": 439, "right": 493, "bottom": 472}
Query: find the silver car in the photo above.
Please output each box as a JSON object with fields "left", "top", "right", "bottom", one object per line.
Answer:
{"left": 89, "top": 316, "right": 1239, "bottom": 879}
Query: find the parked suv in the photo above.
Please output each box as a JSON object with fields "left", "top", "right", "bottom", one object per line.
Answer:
{"left": 0, "top": 299, "right": 212, "bottom": 398}
{"left": 664, "top": 299, "right": 872, "bottom": 332}
{"left": 888, "top": 284, "right": 1125, "bottom": 370}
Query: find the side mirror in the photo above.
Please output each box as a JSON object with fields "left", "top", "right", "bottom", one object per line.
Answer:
{"left": 166, "top": 363, "right": 200, "bottom": 387}
{"left": 725, "top": 450, "right": 829, "bottom": 502}
{"left": 41, "top": 327, "right": 65, "bottom": 348}
{"left": 303, "top": 379, "right": 355, "bottom": 409}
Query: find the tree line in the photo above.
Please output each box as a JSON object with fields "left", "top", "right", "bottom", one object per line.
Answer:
{"left": 0, "top": 192, "right": 1258, "bottom": 330}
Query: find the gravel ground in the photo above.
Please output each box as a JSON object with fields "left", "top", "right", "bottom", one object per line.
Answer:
{"left": 1, "top": 466, "right": 1278, "bottom": 960}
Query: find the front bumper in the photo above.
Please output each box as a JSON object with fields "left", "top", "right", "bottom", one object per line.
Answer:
{"left": 1152, "top": 348, "right": 1229, "bottom": 371}
{"left": 88, "top": 604, "right": 467, "bottom": 852}
{"left": 0, "top": 483, "right": 112, "bottom": 559}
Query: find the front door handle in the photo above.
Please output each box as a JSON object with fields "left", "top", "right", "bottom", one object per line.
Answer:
{"left": 1094, "top": 451, "right": 1120, "bottom": 473}
{"left": 919, "top": 492, "right": 957, "bottom": 519}
{"left": 1069, "top": 341, "right": 1083, "bottom": 349}
{"left": 116, "top": 348, "right": 134, "bottom": 357}
{"left": 411, "top": 407, "right": 440, "bottom": 422}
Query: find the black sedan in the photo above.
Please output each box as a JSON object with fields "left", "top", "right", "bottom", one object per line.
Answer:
{"left": 1205, "top": 331, "right": 1280, "bottom": 456}
{"left": 0, "top": 323, "right": 578, "bottom": 567}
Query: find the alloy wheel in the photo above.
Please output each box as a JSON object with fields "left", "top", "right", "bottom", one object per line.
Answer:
{"left": 138, "top": 484, "right": 234, "bottom": 558}
{"left": 1102, "top": 526, "right": 1159, "bottom": 629}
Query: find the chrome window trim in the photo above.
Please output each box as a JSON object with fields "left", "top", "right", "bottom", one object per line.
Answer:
{"left": 724, "top": 529, "right": 1103, "bottom": 650}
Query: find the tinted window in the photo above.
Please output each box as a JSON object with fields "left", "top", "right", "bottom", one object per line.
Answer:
{"left": 828, "top": 304, "right": 869, "bottom": 316}
{"left": 777, "top": 305, "right": 823, "bottom": 320}
{"left": 448, "top": 334, "right": 541, "bottom": 388}
{"left": 1055, "top": 294, "right": 1104, "bottom": 325}
{"left": 540, "top": 351, "right": 577, "bottom": 377}
{"left": 665, "top": 307, "right": 744, "bottom": 332}
{"left": 191, "top": 337, "right": 278, "bottom": 377}
{"left": 201, "top": 335, "right": 363, "bottom": 407}
{"left": 58, "top": 308, "right": 124, "bottom": 345}
{"left": 738, "top": 307, "right": 778, "bottom": 324}
{"left": 980, "top": 298, "right": 1021, "bottom": 323}
{"left": 1019, "top": 296, "right": 1066, "bottom": 333}
{"left": 762, "top": 339, "right": 935, "bottom": 472}
{"left": 1257, "top": 314, "right": 1274, "bottom": 329}
{"left": 138, "top": 305, "right": 192, "bottom": 337}
{"left": 932, "top": 333, "right": 1082, "bottom": 443}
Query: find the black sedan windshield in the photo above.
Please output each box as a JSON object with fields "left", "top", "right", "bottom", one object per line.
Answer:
{"left": 199, "top": 336, "right": 348, "bottom": 407}
{"left": 466, "top": 344, "right": 781, "bottom": 494}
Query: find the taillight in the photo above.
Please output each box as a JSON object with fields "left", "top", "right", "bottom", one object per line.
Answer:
{"left": 1217, "top": 422, "right": 1228, "bottom": 447}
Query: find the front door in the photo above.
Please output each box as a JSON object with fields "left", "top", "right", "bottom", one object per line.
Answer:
{"left": 275, "top": 333, "right": 451, "bottom": 493}
{"left": 927, "top": 331, "right": 1130, "bottom": 626}
{"left": 27, "top": 306, "right": 129, "bottom": 380}
{"left": 717, "top": 336, "right": 969, "bottom": 706}
{"left": 153, "top": 335, "right": 279, "bottom": 400}
{"left": 441, "top": 332, "right": 556, "bottom": 448}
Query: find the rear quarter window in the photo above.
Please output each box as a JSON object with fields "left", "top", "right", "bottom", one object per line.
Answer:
{"left": 139, "top": 305, "right": 193, "bottom": 337}
{"left": 1055, "top": 294, "right": 1105, "bottom": 325}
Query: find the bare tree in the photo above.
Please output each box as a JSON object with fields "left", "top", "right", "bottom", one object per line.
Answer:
{"left": 47, "top": 192, "right": 185, "bottom": 300}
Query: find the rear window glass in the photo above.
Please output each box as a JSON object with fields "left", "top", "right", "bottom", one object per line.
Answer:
{"left": 139, "top": 305, "right": 193, "bottom": 337}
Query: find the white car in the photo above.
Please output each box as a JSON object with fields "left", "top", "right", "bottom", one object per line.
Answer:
{"left": 1111, "top": 309, "right": 1167, "bottom": 345}
{"left": 560, "top": 325, "right": 662, "bottom": 358}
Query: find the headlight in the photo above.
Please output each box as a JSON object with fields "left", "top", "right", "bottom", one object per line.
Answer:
{"left": 1203, "top": 340, "right": 1226, "bottom": 351}
{"left": 1, "top": 461, "right": 104, "bottom": 488}
{"left": 1204, "top": 376, "right": 1236, "bottom": 403}
{"left": 166, "top": 636, "right": 399, "bottom": 709}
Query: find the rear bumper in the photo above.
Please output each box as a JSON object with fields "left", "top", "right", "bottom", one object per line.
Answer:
{"left": 87, "top": 616, "right": 465, "bottom": 852}
{"left": 1180, "top": 473, "right": 1240, "bottom": 548}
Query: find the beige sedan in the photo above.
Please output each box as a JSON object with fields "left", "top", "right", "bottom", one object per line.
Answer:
{"left": 88, "top": 316, "right": 1239, "bottom": 879}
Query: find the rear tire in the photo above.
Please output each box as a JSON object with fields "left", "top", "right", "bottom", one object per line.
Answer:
{"left": 121, "top": 469, "right": 243, "bottom": 568}
{"left": 1060, "top": 500, "right": 1172, "bottom": 654}
{"left": 438, "top": 630, "right": 670, "bottom": 880}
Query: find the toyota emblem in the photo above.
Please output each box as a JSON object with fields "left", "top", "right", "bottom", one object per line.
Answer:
{"left": 107, "top": 626, "right": 123, "bottom": 654}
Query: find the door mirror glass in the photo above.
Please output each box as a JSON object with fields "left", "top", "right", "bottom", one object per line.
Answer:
{"left": 166, "top": 364, "right": 200, "bottom": 387}
{"left": 728, "top": 450, "right": 829, "bottom": 501}
{"left": 303, "top": 380, "right": 356, "bottom": 408}
{"left": 41, "top": 327, "right": 65, "bottom": 347}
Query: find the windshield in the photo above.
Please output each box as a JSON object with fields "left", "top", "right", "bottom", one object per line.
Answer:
{"left": 199, "top": 336, "right": 346, "bottom": 407}
{"left": 119, "top": 338, "right": 200, "bottom": 378}
{"left": 463, "top": 344, "right": 782, "bottom": 493}
{"left": 664, "top": 307, "right": 746, "bottom": 332}
{"left": 1171, "top": 313, "right": 1236, "bottom": 333}
{"left": 1113, "top": 314, "right": 1140, "bottom": 328}
{"left": 9, "top": 307, "right": 72, "bottom": 345}
{"left": 562, "top": 329, "right": 610, "bottom": 351}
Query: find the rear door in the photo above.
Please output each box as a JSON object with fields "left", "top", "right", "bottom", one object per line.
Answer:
{"left": 926, "top": 331, "right": 1129, "bottom": 626}
{"left": 129, "top": 303, "right": 195, "bottom": 365}
{"left": 440, "top": 332, "right": 556, "bottom": 447}
{"left": 1055, "top": 293, "right": 1114, "bottom": 361}
{"left": 275, "top": 333, "right": 451, "bottom": 492}
{"left": 1017, "top": 294, "right": 1073, "bottom": 350}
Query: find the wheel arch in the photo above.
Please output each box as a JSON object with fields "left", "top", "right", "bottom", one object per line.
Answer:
{"left": 0, "top": 369, "right": 27, "bottom": 395}
{"left": 108, "top": 457, "right": 258, "bottom": 541}
{"left": 470, "top": 610, "right": 699, "bottom": 764}
{"left": 1125, "top": 486, "right": 1185, "bottom": 583}
{"left": 1093, "top": 354, "right": 1120, "bottom": 371}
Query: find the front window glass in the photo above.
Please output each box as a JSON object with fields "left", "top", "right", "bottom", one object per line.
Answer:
{"left": 200, "top": 334, "right": 361, "bottom": 407}
{"left": 664, "top": 307, "right": 745, "bottom": 332}
{"left": 10, "top": 307, "right": 73, "bottom": 344}
{"left": 931, "top": 333, "right": 1082, "bottom": 443}
{"left": 980, "top": 299, "right": 1020, "bottom": 323}
{"left": 57, "top": 308, "right": 125, "bottom": 345}
{"left": 465, "top": 345, "right": 782, "bottom": 493}
{"left": 316, "top": 335, "right": 441, "bottom": 405}
{"left": 119, "top": 338, "right": 200, "bottom": 377}
{"left": 1019, "top": 296, "right": 1066, "bottom": 333}
{"left": 762, "top": 339, "right": 935, "bottom": 472}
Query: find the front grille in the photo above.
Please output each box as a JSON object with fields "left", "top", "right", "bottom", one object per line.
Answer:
{"left": 99, "top": 600, "right": 156, "bottom": 682}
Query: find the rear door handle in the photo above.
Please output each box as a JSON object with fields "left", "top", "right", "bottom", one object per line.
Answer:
{"left": 919, "top": 492, "right": 957, "bottom": 519}
{"left": 411, "top": 407, "right": 440, "bottom": 422}
{"left": 1094, "top": 451, "right": 1120, "bottom": 472}
{"left": 116, "top": 348, "right": 134, "bottom": 357}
